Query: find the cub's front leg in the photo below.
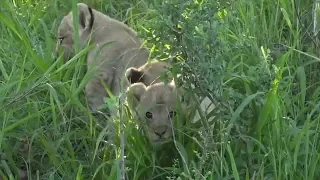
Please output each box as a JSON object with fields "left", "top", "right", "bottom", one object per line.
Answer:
{"left": 85, "top": 70, "right": 113, "bottom": 113}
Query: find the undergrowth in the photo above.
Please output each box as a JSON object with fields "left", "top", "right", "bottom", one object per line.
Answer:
{"left": 1, "top": 0, "right": 320, "bottom": 179}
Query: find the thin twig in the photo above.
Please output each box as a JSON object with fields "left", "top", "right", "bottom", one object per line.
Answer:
{"left": 313, "top": 0, "right": 320, "bottom": 44}
{"left": 119, "top": 94, "right": 126, "bottom": 180}
{"left": 294, "top": 0, "right": 318, "bottom": 48}
{"left": 0, "top": 80, "right": 46, "bottom": 111}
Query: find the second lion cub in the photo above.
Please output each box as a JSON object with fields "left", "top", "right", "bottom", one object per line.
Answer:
{"left": 56, "top": 3, "right": 165, "bottom": 114}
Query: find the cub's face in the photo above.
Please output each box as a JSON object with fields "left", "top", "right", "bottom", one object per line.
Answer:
{"left": 126, "top": 81, "right": 186, "bottom": 144}
{"left": 55, "top": 3, "right": 94, "bottom": 60}
{"left": 56, "top": 18, "right": 75, "bottom": 60}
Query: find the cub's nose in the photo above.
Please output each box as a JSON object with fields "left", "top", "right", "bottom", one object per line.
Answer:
{"left": 154, "top": 126, "right": 168, "bottom": 138}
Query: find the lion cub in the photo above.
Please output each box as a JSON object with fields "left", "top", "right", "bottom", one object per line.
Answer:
{"left": 56, "top": 3, "right": 155, "bottom": 113}
{"left": 126, "top": 80, "right": 187, "bottom": 144}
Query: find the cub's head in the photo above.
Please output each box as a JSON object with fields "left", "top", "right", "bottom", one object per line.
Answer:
{"left": 55, "top": 3, "right": 94, "bottom": 60}
{"left": 125, "top": 61, "right": 170, "bottom": 86}
{"left": 126, "top": 81, "right": 187, "bottom": 144}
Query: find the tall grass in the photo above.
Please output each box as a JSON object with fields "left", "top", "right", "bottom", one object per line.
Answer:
{"left": 1, "top": 0, "right": 320, "bottom": 179}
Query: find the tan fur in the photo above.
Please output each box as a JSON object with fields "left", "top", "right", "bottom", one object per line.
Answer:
{"left": 56, "top": 3, "right": 155, "bottom": 113}
{"left": 126, "top": 80, "right": 187, "bottom": 144}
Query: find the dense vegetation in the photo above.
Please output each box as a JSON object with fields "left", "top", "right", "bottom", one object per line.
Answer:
{"left": 1, "top": 0, "right": 320, "bottom": 179}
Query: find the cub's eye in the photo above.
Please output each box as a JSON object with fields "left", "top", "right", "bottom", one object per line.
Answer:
{"left": 145, "top": 112, "right": 153, "bottom": 119}
{"left": 58, "top": 37, "right": 64, "bottom": 44}
{"left": 168, "top": 111, "right": 177, "bottom": 119}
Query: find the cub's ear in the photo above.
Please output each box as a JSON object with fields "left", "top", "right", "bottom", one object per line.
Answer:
{"left": 169, "top": 79, "right": 176, "bottom": 87}
{"left": 169, "top": 80, "right": 188, "bottom": 103}
{"left": 125, "top": 67, "right": 145, "bottom": 84}
{"left": 126, "top": 83, "right": 146, "bottom": 101}
{"left": 77, "top": 3, "right": 94, "bottom": 30}
{"left": 126, "top": 83, "right": 147, "bottom": 108}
